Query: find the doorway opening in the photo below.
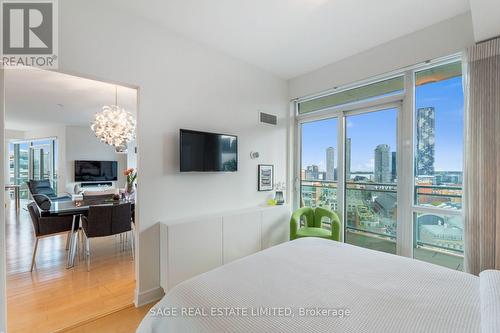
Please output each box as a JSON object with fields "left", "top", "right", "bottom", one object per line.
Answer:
{"left": 4, "top": 68, "right": 139, "bottom": 332}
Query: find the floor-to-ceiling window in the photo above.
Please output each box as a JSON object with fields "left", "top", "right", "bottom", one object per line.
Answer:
{"left": 412, "top": 61, "right": 464, "bottom": 270}
{"left": 9, "top": 142, "right": 30, "bottom": 199}
{"left": 297, "top": 57, "right": 464, "bottom": 270}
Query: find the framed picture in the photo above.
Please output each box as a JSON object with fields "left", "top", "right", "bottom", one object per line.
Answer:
{"left": 258, "top": 164, "right": 274, "bottom": 191}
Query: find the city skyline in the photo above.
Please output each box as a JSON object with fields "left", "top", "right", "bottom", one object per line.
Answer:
{"left": 303, "top": 144, "right": 398, "bottom": 183}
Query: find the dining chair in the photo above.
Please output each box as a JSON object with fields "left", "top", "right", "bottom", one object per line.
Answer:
{"left": 81, "top": 202, "right": 134, "bottom": 271}
{"left": 27, "top": 202, "right": 78, "bottom": 272}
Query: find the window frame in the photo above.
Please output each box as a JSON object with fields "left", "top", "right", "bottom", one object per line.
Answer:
{"left": 293, "top": 54, "right": 464, "bottom": 261}
{"left": 410, "top": 62, "right": 464, "bottom": 259}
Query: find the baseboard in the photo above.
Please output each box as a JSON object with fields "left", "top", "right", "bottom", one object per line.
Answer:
{"left": 135, "top": 286, "right": 165, "bottom": 307}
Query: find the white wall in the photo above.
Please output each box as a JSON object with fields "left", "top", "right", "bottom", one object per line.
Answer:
{"left": 65, "top": 126, "right": 127, "bottom": 190}
{"left": 5, "top": 129, "right": 24, "bottom": 140}
{"left": 288, "top": 13, "right": 475, "bottom": 99}
{"left": 58, "top": 0, "right": 289, "bottom": 303}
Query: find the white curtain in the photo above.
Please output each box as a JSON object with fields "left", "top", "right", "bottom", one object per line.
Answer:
{"left": 464, "top": 37, "right": 500, "bottom": 275}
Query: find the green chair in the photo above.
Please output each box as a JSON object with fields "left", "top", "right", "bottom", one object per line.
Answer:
{"left": 290, "top": 207, "right": 341, "bottom": 241}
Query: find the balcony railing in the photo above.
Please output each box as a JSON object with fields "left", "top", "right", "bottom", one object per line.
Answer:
{"left": 300, "top": 179, "right": 463, "bottom": 255}
{"left": 414, "top": 184, "right": 462, "bottom": 210}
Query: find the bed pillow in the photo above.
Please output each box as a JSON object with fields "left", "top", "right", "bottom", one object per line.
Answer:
{"left": 480, "top": 269, "right": 500, "bottom": 333}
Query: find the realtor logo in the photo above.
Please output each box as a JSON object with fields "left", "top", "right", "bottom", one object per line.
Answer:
{"left": 1, "top": 0, "right": 58, "bottom": 68}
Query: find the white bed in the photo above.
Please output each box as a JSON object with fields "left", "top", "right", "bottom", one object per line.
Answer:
{"left": 138, "top": 237, "right": 499, "bottom": 333}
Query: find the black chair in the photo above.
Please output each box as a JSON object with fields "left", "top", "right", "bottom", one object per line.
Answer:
{"left": 27, "top": 202, "right": 77, "bottom": 272}
{"left": 31, "top": 194, "right": 53, "bottom": 211}
{"left": 27, "top": 180, "right": 71, "bottom": 202}
{"left": 81, "top": 203, "right": 134, "bottom": 271}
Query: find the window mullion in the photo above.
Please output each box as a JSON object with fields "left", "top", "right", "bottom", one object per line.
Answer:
{"left": 293, "top": 102, "right": 301, "bottom": 210}
{"left": 397, "top": 71, "right": 415, "bottom": 258}
{"left": 337, "top": 114, "right": 345, "bottom": 242}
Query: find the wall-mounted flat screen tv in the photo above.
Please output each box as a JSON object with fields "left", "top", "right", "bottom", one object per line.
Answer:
{"left": 75, "top": 160, "right": 118, "bottom": 182}
{"left": 180, "top": 129, "right": 238, "bottom": 172}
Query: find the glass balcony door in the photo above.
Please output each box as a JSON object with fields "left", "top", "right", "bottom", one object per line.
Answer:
{"left": 344, "top": 107, "right": 398, "bottom": 254}
{"left": 298, "top": 105, "right": 400, "bottom": 253}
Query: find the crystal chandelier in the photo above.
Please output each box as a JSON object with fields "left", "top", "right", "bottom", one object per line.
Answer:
{"left": 91, "top": 86, "right": 136, "bottom": 153}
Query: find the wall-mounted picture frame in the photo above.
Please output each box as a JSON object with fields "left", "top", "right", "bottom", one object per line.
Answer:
{"left": 258, "top": 164, "right": 274, "bottom": 191}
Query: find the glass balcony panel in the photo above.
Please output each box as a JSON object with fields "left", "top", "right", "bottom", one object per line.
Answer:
{"left": 413, "top": 212, "right": 463, "bottom": 271}
{"left": 345, "top": 182, "right": 397, "bottom": 254}
{"left": 345, "top": 230, "right": 396, "bottom": 254}
{"left": 301, "top": 180, "right": 339, "bottom": 218}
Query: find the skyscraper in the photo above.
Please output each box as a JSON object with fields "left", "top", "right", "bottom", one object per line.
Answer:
{"left": 391, "top": 151, "right": 397, "bottom": 182}
{"left": 305, "top": 165, "right": 320, "bottom": 180}
{"left": 416, "top": 107, "right": 435, "bottom": 176}
{"left": 326, "top": 147, "right": 335, "bottom": 181}
{"left": 345, "top": 138, "right": 351, "bottom": 181}
{"left": 374, "top": 144, "right": 391, "bottom": 183}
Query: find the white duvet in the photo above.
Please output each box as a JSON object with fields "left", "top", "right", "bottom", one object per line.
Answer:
{"left": 138, "top": 238, "right": 483, "bottom": 333}
{"left": 480, "top": 270, "right": 500, "bottom": 333}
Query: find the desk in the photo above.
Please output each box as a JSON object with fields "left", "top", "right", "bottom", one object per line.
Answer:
{"left": 5, "top": 184, "right": 21, "bottom": 212}
{"left": 40, "top": 198, "right": 135, "bottom": 268}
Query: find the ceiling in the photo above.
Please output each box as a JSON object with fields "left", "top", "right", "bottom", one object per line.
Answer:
{"left": 5, "top": 68, "right": 137, "bottom": 131}
{"left": 470, "top": 0, "right": 500, "bottom": 42}
{"left": 109, "top": 0, "right": 471, "bottom": 79}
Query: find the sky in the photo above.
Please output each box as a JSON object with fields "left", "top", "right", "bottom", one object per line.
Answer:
{"left": 301, "top": 76, "right": 464, "bottom": 173}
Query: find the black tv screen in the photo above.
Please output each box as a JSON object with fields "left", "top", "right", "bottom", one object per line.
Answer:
{"left": 180, "top": 129, "right": 237, "bottom": 172}
{"left": 75, "top": 160, "right": 118, "bottom": 182}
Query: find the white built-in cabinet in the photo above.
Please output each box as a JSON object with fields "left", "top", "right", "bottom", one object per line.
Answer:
{"left": 160, "top": 205, "right": 290, "bottom": 291}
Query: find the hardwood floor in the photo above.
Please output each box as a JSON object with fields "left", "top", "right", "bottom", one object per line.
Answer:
{"left": 6, "top": 200, "right": 136, "bottom": 333}
{"left": 61, "top": 304, "right": 153, "bottom": 333}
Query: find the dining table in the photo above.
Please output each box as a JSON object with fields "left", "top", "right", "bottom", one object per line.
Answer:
{"left": 40, "top": 197, "right": 135, "bottom": 268}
